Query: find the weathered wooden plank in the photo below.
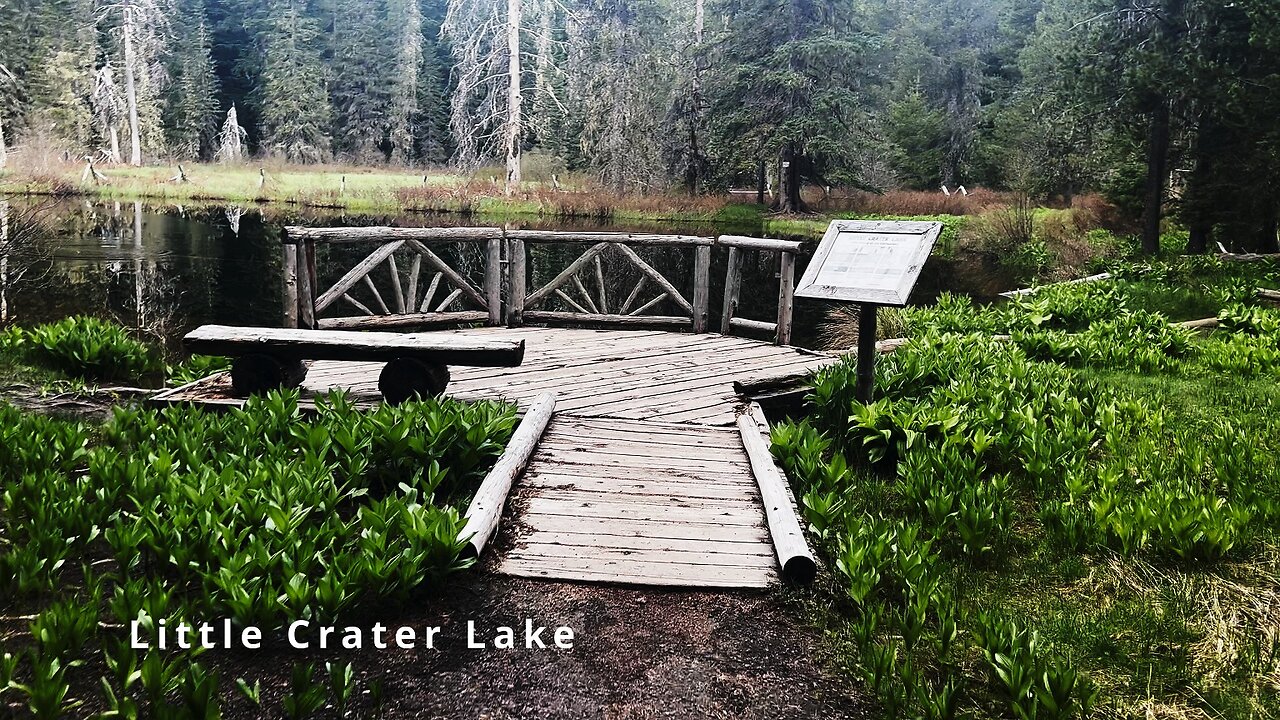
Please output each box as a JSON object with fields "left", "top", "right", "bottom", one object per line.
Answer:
{"left": 509, "top": 544, "right": 776, "bottom": 569}
{"left": 183, "top": 325, "right": 524, "bottom": 366}
{"left": 514, "top": 513, "right": 770, "bottom": 543}
{"left": 721, "top": 246, "right": 742, "bottom": 335}
{"left": 318, "top": 311, "right": 490, "bottom": 330}
{"left": 521, "top": 311, "right": 693, "bottom": 330}
{"left": 692, "top": 245, "right": 711, "bottom": 333}
{"left": 738, "top": 403, "right": 817, "bottom": 584}
{"left": 777, "top": 251, "right": 796, "bottom": 345}
{"left": 535, "top": 439, "right": 748, "bottom": 462}
{"left": 505, "top": 230, "right": 715, "bottom": 247}
{"left": 460, "top": 393, "right": 555, "bottom": 558}
{"left": 284, "top": 226, "right": 504, "bottom": 244}
{"left": 514, "top": 529, "right": 771, "bottom": 556}
{"left": 717, "top": 235, "right": 804, "bottom": 253}
{"left": 486, "top": 237, "right": 503, "bottom": 325}
{"left": 507, "top": 239, "right": 526, "bottom": 327}
{"left": 522, "top": 497, "right": 762, "bottom": 526}
{"left": 499, "top": 557, "right": 774, "bottom": 588}
{"left": 520, "top": 475, "right": 762, "bottom": 499}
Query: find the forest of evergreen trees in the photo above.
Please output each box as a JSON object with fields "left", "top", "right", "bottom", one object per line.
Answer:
{"left": 0, "top": 0, "right": 1278, "bottom": 251}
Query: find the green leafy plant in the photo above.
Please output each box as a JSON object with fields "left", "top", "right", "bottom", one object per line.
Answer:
{"left": 24, "top": 316, "right": 163, "bottom": 382}
{"left": 283, "top": 663, "right": 327, "bottom": 720}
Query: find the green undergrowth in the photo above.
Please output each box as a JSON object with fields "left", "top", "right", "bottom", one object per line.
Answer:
{"left": 0, "top": 316, "right": 230, "bottom": 390}
{"left": 0, "top": 390, "right": 516, "bottom": 718}
{"left": 777, "top": 263, "right": 1280, "bottom": 718}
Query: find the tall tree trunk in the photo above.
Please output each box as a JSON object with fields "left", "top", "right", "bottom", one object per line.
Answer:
{"left": 504, "top": 0, "right": 522, "bottom": 195}
{"left": 685, "top": 0, "right": 705, "bottom": 194}
{"left": 756, "top": 158, "right": 766, "bottom": 205}
{"left": 774, "top": 145, "right": 805, "bottom": 214}
{"left": 1185, "top": 118, "right": 1213, "bottom": 254}
{"left": 123, "top": 7, "right": 143, "bottom": 167}
{"left": 1140, "top": 101, "right": 1170, "bottom": 255}
{"left": 1262, "top": 201, "right": 1280, "bottom": 254}
{"left": 0, "top": 113, "right": 7, "bottom": 169}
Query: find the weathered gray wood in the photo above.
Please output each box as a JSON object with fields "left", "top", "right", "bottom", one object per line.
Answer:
{"left": 619, "top": 276, "right": 647, "bottom": 315}
{"left": 388, "top": 254, "right": 405, "bottom": 313}
{"left": 404, "top": 239, "right": 488, "bottom": 309}
{"left": 183, "top": 325, "right": 525, "bottom": 366}
{"left": 856, "top": 303, "right": 877, "bottom": 403}
{"left": 1180, "top": 317, "right": 1221, "bottom": 333}
{"left": 282, "top": 245, "right": 298, "bottom": 328}
{"left": 318, "top": 311, "right": 490, "bottom": 330}
{"left": 1000, "top": 272, "right": 1112, "bottom": 299}
{"left": 776, "top": 251, "right": 795, "bottom": 345}
{"left": 717, "top": 235, "right": 804, "bottom": 253}
{"left": 419, "top": 272, "right": 443, "bottom": 312}
{"left": 461, "top": 392, "right": 556, "bottom": 558}
{"left": 737, "top": 403, "right": 817, "bottom": 584}
{"left": 553, "top": 288, "right": 593, "bottom": 315}
{"left": 505, "top": 230, "right": 715, "bottom": 247}
{"left": 508, "top": 239, "right": 526, "bottom": 327}
{"left": 721, "top": 246, "right": 742, "bottom": 334}
{"left": 314, "top": 241, "right": 405, "bottom": 313}
{"left": 284, "top": 226, "right": 504, "bottom": 244}
{"left": 1258, "top": 288, "right": 1280, "bottom": 304}
{"left": 296, "top": 241, "right": 317, "bottom": 329}
{"left": 614, "top": 244, "right": 693, "bottom": 315}
{"left": 362, "top": 274, "right": 391, "bottom": 314}
{"left": 572, "top": 274, "right": 600, "bottom": 314}
{"left": 628, "top": 293, "right": 669, "bottom": 316}
{"left": 406, "top": 254, "right": 422, "bottom": 312}
{"left": 522, "top": 311, "right": 692, "bottom": 330}
{"left": 729, "top": 317, "right": 777, "bottom": 334}
{"left": 526, "top": 242, "right": 610, "bottom": 307}
{"left": 593, "top": 256, "right": 609, "bottom": 314}
{"left": 693, "top": 245, "right": 711, "bottom": 333}
{"left": 486, "top": 237, "right": 503, "bottom": 325}
{"left": 341, "top": 294, "right": 375, "bottom": 316}
{"left": 435, "top": 288, "right": 464, "bottom": 312}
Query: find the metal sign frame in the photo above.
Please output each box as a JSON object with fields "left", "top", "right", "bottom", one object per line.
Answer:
{"left": 795, "top": 220, "right": 943, "bottom": 307}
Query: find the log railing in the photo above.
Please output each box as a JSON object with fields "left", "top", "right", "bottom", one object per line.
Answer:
{"left": 283, "top": 226, "right": 802, "bottom": 344}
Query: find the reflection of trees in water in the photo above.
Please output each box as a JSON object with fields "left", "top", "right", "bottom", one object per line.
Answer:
{"left": 0, "top": 199, "right": 58, "bottom": 325}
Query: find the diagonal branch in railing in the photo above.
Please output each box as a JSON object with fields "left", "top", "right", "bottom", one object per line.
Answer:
{"left": 314, "top": 240, "right": 405, "bottom": 313}
{"left": 613, "top": 244, "right": 693, "bottom": 315}
{"left": 404, "top": 239, "right": 488, "bottom": 309}
{"left": 525, "top": 242, "right": 610, "bottom": 308}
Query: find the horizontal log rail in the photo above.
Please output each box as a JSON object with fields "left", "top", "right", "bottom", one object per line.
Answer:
{"left": 283, "top": 225, "right": 802, "bottom": 343}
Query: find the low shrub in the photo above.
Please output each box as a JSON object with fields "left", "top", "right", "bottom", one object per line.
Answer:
{"left": 24, "top": 315, "right": 163, "bottom": 382}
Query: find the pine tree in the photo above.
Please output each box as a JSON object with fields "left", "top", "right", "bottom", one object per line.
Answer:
{"left": 164, "top": 0, "right": 220, "bottom": 160}
{"left": 258, "top": 0, "right": 331, "bottom": 162}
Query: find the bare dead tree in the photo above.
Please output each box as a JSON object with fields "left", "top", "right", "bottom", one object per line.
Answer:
{"left": 214, "top": 105, "right": 247, "bottom": 163}
{"left": 0, "top": 63, "right": 14, "bottom": 170}
{"left": 388, "top": 0, "right": 424, "bottom": 164}
{"left": 100, "top": 0, "right": 171, "bottom": 166}
{"left": 91, "top": 63, "right": 127, "bottom": 164}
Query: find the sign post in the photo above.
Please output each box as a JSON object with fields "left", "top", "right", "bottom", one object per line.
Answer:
{"left": 795, "top": 220, "right": 944, "bottom": 403}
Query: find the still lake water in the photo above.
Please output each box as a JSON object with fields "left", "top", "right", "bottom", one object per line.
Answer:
{"left": 0, "top": 197, "right": 856, "bottom": 350}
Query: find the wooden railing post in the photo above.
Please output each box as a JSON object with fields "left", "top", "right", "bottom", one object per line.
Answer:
{"left": 296, "top": 239, "right": 318, "bottom": 329}
{"left": 692, "top": 245, "right": 711, "bottom": 333}
{"left": 776, "top": 250, "right": 795, "bottom": 345}
{"left": 282, "top": 243, "right": 298, "bottom": 328}
{"left": 721, "top": 246, "right": 742, "bottom": 335}
{"left": 507, "top": 238, "right": 525, "bottom": 327}
{"left": 486, "top": 237, "right": 503, "bottom": 325}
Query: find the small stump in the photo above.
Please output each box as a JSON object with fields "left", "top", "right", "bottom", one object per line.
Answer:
{"left": 230, "top": 354, "right": 308, "bottom": 397}
{"left": 379, "top": 358, "right": 450, "bottom": 404}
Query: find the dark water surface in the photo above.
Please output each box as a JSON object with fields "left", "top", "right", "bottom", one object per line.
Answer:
{"left": 1, "top": 197, "right": 850, "bottom": 350}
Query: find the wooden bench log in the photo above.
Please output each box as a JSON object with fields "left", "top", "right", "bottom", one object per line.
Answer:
{"left": 183, "top": 325, "right": 525, "bottom": 401}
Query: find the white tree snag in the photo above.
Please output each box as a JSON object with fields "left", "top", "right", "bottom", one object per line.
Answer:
{"left": 737, "top": 403, "right": 817, "bottom": 584}
{"left": 460, "top": 392, "right": 556, "bottom": 558}
{"left": 122, "top": 6, "right": 142, "bottom": 166}
{"left": 504, "top": 0, "right": 523, "bottom": 193}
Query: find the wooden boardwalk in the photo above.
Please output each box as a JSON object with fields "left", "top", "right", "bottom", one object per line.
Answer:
{"left": 155, "top": 327, "right": 837, "bottom": 588}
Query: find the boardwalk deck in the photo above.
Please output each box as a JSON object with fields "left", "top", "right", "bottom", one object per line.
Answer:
{"left": 153, "top": 327, "right": 839, "bottom": 588}
{"left": 155, "top": 327, "right": 836, "bottom": 425}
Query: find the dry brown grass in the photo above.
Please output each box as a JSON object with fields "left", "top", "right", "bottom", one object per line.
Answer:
{"left": 812, "top": 188, "right": 1013, "bottom": 216}
{"left": 819, "top": 306, "right": 910, "bottom": 351}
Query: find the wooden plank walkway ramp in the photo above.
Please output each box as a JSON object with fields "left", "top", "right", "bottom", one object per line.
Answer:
{"left": 156, "top": 327, "right": 837, "bottom": 589}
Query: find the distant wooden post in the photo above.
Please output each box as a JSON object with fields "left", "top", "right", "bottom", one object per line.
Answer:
{"left": 507, "top": 238, "right": 526, "bottom": 327}
{"left": 856, "top": 303, "right": 876, "bottom": 403}
{"left": 692, "top": 245, "right": 711, "bottom": 333}
{"left": 486, "top": 237, "right": 503, "bottom": 325}
{"left": 776, "top": 251, "right": 795, "bottom": 345}
{"left": 282, "top": 244, "right": 299, "bottom": 328}
{"left": 720, "top": 246, "right": 742, "bottom": 335}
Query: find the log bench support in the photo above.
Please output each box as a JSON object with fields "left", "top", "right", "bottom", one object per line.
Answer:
{"left": 184, "top": 325, "right": 524, "bottom": 404}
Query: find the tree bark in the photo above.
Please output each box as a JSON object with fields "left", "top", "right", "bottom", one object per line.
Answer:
{"left": 0, "top": 113, "right": 7, "bottom": 169}
{"left": 774, "top": 145, "right": 805, "bottom": 213}
{"left": 756, "top": 159, "right": 766, "bottom": 205}
{"left": 504, "top": 0, "right": 522, "bottom": 194}
{"left": 1140, "top": 100, "right": 1170, "bottom": 255}
{"left": 122, "top": 5, "right": 143, "bottom": 167}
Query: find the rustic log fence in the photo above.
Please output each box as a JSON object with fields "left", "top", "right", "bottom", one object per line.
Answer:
{"left": 283, "top": 226, "right": 802, "bottom": 344}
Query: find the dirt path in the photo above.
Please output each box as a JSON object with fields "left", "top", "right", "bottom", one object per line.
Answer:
{"left": 374, "top": 574, "right": 870, "bottom": 720}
